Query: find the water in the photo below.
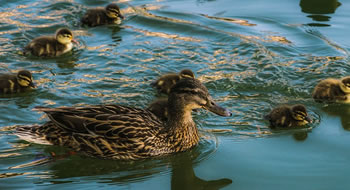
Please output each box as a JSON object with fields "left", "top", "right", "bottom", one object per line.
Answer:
{"left": 1, "top": 0, "right": 350, "bottom": 189}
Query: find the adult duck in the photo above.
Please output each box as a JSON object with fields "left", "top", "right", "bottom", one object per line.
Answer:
{"left": 16, "top": 78, "right": 231, "bottom": 160}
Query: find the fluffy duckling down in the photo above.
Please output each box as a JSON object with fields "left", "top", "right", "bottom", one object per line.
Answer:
{"left": 24, "top": 28, "right": 78, "bottom": 57}
{"left": 0, "top": 70, "right": 35, "bottom": 94}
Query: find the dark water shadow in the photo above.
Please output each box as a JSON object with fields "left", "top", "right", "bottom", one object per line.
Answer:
{"left": 3, "top": 137, "right": 232, "bottom": 189}
{"left": 170, "top": 152, "right": 232, "bottom": 190}
{"left": 300, "top": 0, "right": 341, "bottom": 26}
{"left": 45, "top": 147, "right": 232, "bottom": 189}
{"left": 320, "top": 104, "right": 350, "bottom": 131}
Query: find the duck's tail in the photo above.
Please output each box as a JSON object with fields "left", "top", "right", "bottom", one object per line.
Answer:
{"left": 15, "top": 125, "right": 52, "bottom": 145}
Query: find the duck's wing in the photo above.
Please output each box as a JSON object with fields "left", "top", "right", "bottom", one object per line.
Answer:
{"left": 34, "top": 105, "right": 162, "bottom": 139}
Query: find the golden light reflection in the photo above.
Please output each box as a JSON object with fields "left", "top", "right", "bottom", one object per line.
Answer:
{"left": 0, "top": 153, "right": 21, "bottom": 158}
{"left": 43, "top": 100, "right": 56, "bottom": 106}
{"left": 9, "top": 156, "right": 52, "bottom": 169}
{"left": 198, "top": 70, "right": 257, "bottom": 82}
{"left": 266, "top": 35, "right": 292, "bottom": 44}
{"left": 0, "top": 9, "right": 62, "bottom": 28}
{"left": 86, "top": 44, "right": 108, "bottom": 51}
{"left": 201, "top": 14, "right": 257, "bottom": 27}
{"left": 120, "top": 53, "right": 156, "bottom": 63}
{"left": 0, "top": 172, "right": 32, "bottom": 178}
{"left": 56, "top": 81, "right": 80, "bottom": 90}
{"left": 126, "top": 26, "right": 201, "bottom": 42}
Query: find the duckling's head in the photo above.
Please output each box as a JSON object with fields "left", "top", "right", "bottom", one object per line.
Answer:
{"left": 17, "top": 70, "right": 35, "bottom": 88}
{"left": 291, "top": 104, "right": 311, "bottom": 124}
{"left": 179, "top": 69, "right": 195, "bottom": 79}
{"left": 340, "top": 76, "right": 350, "bottom": 93}
{"left": 56, "top": 28, "right": 76, "bottom": 45}
{"left": 106, "top": 3, "right": 124, "bottom": 21}
{"left": 168, "top": 78, "right": 231, "bottom": 117}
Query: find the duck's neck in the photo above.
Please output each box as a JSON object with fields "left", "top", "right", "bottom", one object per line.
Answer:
{"left": 166, "top": 97, "right": 199, "bottom": 150}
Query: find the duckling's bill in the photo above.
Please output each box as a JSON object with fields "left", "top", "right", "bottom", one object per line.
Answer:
{"left": 205, "top": 100, "right": 232, "bottom": 117}
{"left": 71, "top": 39, "right": 79, "bottom": 45}
{"left": 305, "top": 116, "right": 312, "bottom": 123}
{"left": 29, "top": 81, "right": 36, "bottom": 88}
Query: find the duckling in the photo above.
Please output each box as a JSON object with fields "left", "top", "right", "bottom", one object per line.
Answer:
{"left": 147, "top": 97, "right": 169, "bottom": 121}
{"left": 264, "top": 104, "right": 311, "bottom": 128}
{"left": 24, "top": 28, "right": 78, "bottom": 57}
{"left": 81, "top": 3, "right": 124, "bottom": 27}
{"left": 312, "top": 76, "right": 350, "bottom": 103}
{"left": 0, "top": 70, "right": 35, "bottom": 94}
{"left": 15, "top": 78, "right": 232, "bottom": 160}
{"left": 151, "top": 69, "right": 195, "bottom": 94}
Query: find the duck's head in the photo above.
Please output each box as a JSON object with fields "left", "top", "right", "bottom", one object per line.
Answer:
{"left": 17, "top": 70, "right": 35, "bottom": 88}
{"left": 168, "top": 78, "right": 232, "bottom": 117}
{"left": 106, "top": 3, "right": 124, "bottom": 21}
{"left": 179, "top": 69, "right": 195, "bottom": 79}
{"left": 56, "top": 28, "right": 78, "bottom": 45}
{"left": 291, "top": 104, "right": 311, "bottom": 124}
{"left": 340, "top": 76, "right": 350, "bottom": 93}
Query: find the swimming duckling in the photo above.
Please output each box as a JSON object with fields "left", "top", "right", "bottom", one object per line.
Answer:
{"left": 147, "top": 97, "right": 169, "bottom": 121}
{"left": 81, "top": 3, "right": 124, "bottom": 27}
{"left": 0, "top": 70, "right": 35, "bottom": 94}
{"left": 15, "top": 78, "right": 231, "bottom": 160}
{"left": 151, "top": 69, "right": 195, "bottom": 94}
{"left": 24, "top": 28, "right": 78, "bottom": 57}
{"left": 312, "top": 76, "right": 350, "bottom": 103}
{"left": 264, "top": 104, "right": 311, "bottom": 128}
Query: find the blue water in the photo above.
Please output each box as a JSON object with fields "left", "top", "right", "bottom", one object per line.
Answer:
{"left": 1, "top": 0, "right": 350, "bottom": 189}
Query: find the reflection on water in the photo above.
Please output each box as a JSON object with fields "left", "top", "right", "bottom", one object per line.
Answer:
{"left": 300, "top": 0, "right": 341, "bottom": 26}
{"left": 321, "top": 104, "right": 350, "bottom": 131}
{"left": 171, "top": 153, "right": 232, "bottom": 190}
{"left": 0, "top": 137, "right": 232, "bottom": 189}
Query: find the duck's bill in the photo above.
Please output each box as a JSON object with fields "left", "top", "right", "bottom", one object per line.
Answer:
{"left": 205, "top": 101, "right": 232, "bottom": 117}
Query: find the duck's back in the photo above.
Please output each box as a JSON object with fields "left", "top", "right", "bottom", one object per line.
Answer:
{"left": 16, "top": 104, "right": 170, "bottom": 159}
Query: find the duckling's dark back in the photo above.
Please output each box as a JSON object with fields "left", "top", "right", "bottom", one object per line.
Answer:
{"left": 0, "top": 71, "right": 32, "bottom": 94}
{"left": 312, "top": 79, "right": 346, "bottom": 102}
{"left": 265, "top": 106, "right": 293, "bottom": 128}
{"left": 81, "top": 8, "right": 108, "bottom": 27}
{"left": 147, "top": 98, "right": 168, "bottom": 121}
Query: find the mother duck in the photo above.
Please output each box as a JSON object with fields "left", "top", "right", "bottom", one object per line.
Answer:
{"left": 16, "top": 78, "right": 231, "bottom": 160}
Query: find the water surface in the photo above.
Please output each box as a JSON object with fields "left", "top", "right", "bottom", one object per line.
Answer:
{"left": 1, "top": 0, "right": 350, "bottom": 189}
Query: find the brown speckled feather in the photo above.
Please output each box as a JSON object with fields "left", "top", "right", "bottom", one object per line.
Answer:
{"left": 16, "top": 78, "right": 231, "bottom": 160}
